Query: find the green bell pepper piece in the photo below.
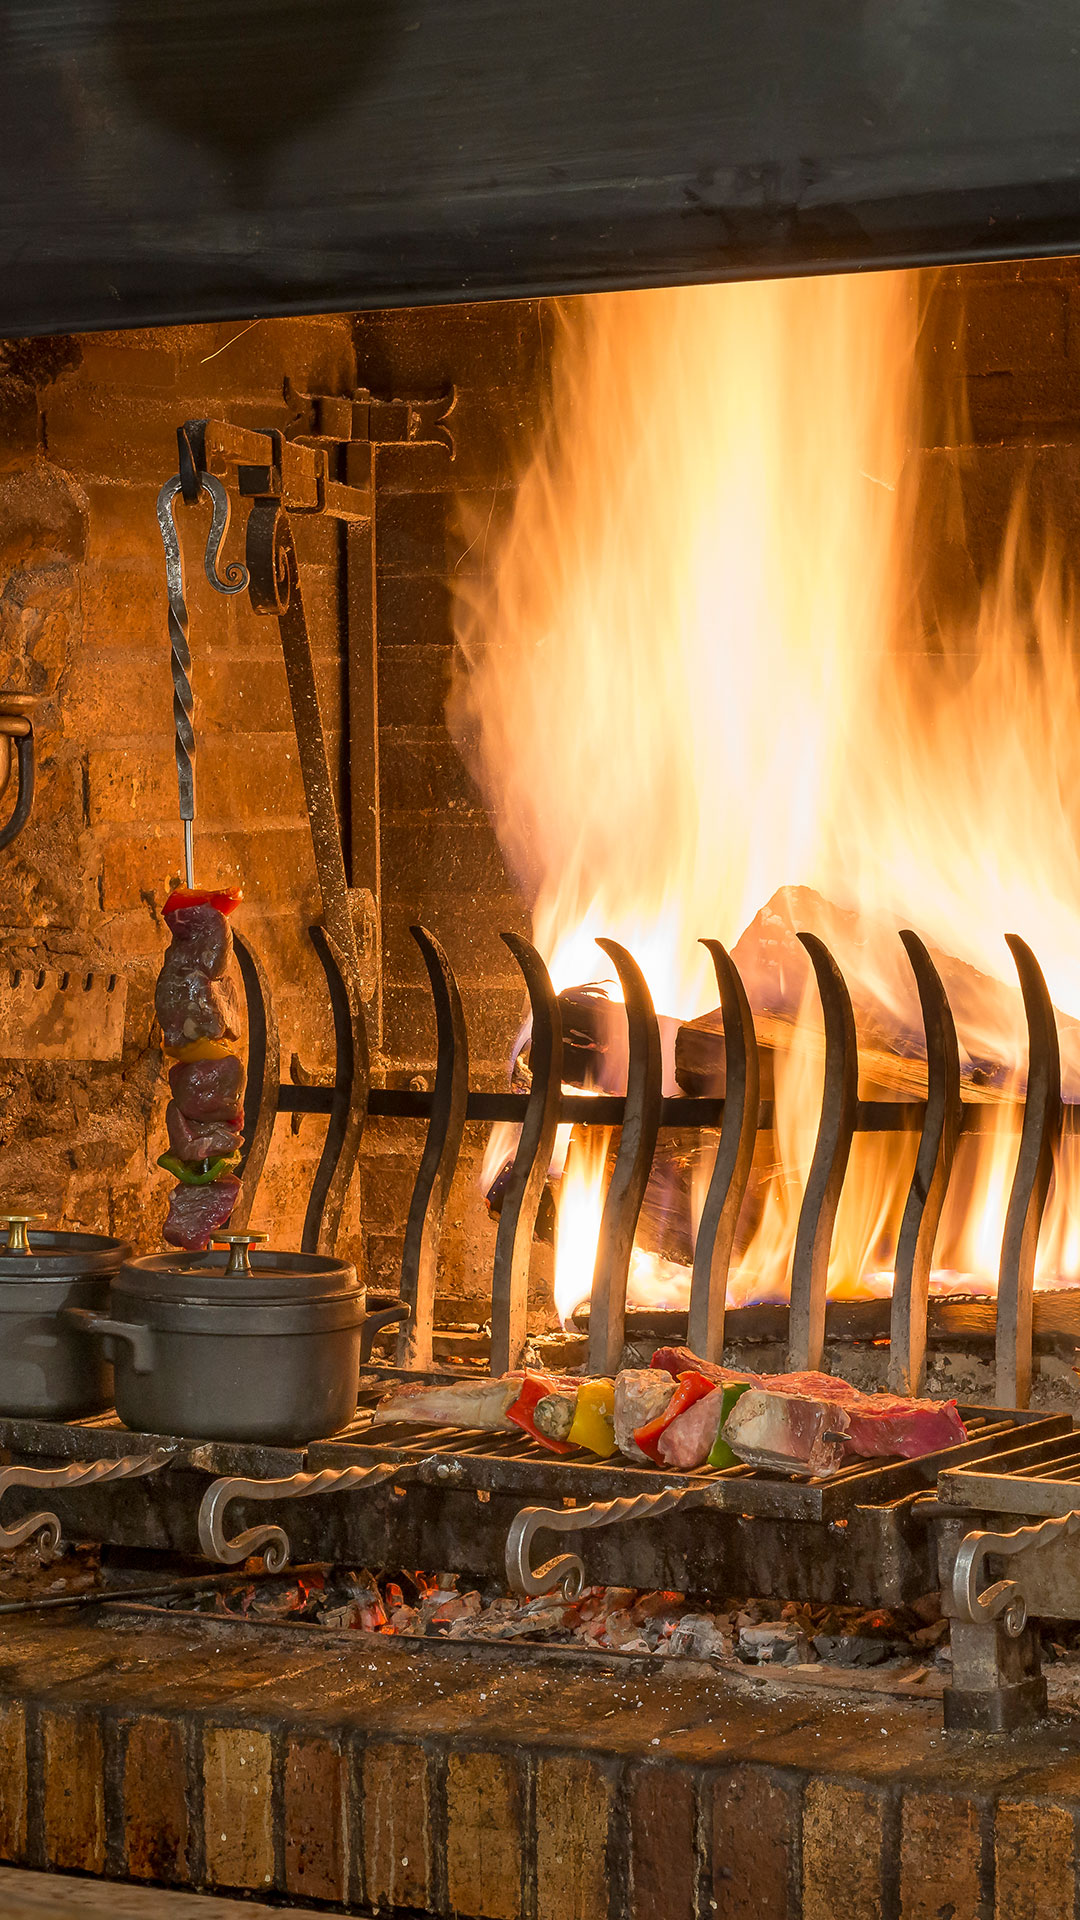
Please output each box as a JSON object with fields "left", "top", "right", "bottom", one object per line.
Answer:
{"left": 157, "top": 1151, "right": 240, "bottom": 1187}
{"left": 707, "top": 1381, "right": 753, "bottom": 1469}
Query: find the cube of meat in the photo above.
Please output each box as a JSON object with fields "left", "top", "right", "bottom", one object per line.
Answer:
{"left": 155, "top": 949, "right": 241, "bottom": 1051}
{"left": 613, "top": 1370, "right": 676, "bottom": 1464}
{"left": 163, "top": 1175, "right": 241, "bottom": 1251}
{"left": 169, "top": 1054, "right": 245, "bottom": 1121}
{"left": 162, "top": 901, "right": 232, "bottom": 978}
{"left": 165, "top": 1100, "right": 243, "bottom": 1162}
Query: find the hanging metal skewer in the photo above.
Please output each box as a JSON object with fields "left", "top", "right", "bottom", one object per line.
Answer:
{"left": 156, "top": 421, "right": 249, "bottom": 886}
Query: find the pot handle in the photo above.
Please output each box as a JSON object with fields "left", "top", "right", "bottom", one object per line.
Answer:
{"left": 60, "top": 1307, "right": 155, "bottom": 1375}
{"left": 360, "top": 1300, "right": 410, "bottom": 1363}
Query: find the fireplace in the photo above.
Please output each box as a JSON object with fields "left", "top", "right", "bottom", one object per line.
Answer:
{"left": 7, "top": 19, "right": 1080, "bottom": 1906}
{"left": 4, "top": 266, "right": 1079, "bottom": 1403}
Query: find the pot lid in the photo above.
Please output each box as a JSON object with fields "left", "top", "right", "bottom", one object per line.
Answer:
{"left": 0, "top": 1212, "right": 131, "bottom": 1278}
{"left": 117, "top": 1232, "right": 360, "bottom": 1306}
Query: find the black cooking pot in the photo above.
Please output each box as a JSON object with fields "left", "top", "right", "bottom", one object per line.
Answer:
{"left": 63, "top": 1232, "right": 408, "bottom": 1443}
{"left": 0, "top": 1212, "right": 132, "bottom": 1418}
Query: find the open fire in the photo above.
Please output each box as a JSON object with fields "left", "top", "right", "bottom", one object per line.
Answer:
{"left": 455, "top": 269, "right": 1080, "bottom": 1323}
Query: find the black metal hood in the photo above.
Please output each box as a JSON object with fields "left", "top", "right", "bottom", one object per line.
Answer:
{"left": 4, "top": 0, "right": 1080, "bottom": 336}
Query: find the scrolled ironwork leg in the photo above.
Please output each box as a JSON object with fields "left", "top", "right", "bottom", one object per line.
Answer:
{"left": 941, "top": 1510, "right": 1080, "bottom": 1731}
{"left": 197, "top": 1462, "right": 408, "bottom": 1571}
{"left": 506, "top": 1486, "right": 709, "bottom": 1600}
{"left": 0, "top": 1449, "right": 173, "bottom": 1554}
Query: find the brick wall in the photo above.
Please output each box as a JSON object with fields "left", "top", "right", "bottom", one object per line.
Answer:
{"left": 0, "top": 302, "right": 549, "bottom": 1315}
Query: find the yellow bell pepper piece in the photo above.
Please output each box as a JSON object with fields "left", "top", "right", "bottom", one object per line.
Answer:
{"left": 167, "top": 1037, "right": 234, "bottom": 1063}
{"left": 567, "top": 1379, "right": 617, "bottom": 1457}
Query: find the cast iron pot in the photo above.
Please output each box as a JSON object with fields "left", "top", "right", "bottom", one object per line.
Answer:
{"left": 0, "top": 1212, "right": 132, "bottom": 1418}
{"left": 63, "top": 1232, "right": 408, "bottom": 1444}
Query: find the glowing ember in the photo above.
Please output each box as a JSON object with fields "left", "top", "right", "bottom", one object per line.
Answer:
{"left": 454, "top": 272, "right": 1080, "bottom": 1311}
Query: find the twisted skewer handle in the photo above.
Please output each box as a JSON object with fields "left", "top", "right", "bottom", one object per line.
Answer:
{"left": 157, "top": 466, "right": 248, "bottom": 887}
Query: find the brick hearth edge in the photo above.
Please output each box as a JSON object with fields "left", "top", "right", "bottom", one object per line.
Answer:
{"left": 0, "top": 1616, "right": 1078, "bottom": 1916}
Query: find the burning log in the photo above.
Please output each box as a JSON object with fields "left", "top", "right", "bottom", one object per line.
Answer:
{"left": 674, "top": 885, "right": 1080, "bottom": 1099}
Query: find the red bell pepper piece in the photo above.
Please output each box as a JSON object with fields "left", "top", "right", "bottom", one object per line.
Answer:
{"left": 163, "top": 886, "right": 242, "bottom": 918}
{"left": 506, "top": 1371, "right": 574, "bottom": 1454}
{"left": 633, "top": 1371, "right": 716, "bottom": 1462}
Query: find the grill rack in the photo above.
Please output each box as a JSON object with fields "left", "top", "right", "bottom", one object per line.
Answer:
{"left": 0, "top": 1397, "right": 1067, "bottom": 1617}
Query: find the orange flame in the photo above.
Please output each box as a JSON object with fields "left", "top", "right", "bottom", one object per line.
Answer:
{"left": 453, "top": 271, "right": 1080, "bottom": 1316}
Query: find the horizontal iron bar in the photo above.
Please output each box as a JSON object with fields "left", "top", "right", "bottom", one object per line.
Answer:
{"left": 278, "top": 1086, "right": 1047, "bottom": 1132}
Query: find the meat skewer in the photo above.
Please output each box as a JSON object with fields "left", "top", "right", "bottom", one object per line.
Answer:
{"left": 374, "top": 1355, "right": 967, "bottom": 1478}
{"left": 155, "top": 885, "right": 246, "bottom": 1251}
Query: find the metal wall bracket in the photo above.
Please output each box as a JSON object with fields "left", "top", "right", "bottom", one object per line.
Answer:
{"left": 506, "top": 1485, "right": 710, "bottom": 1600}
{"left": 197, "top": 1461, "right": 411, "bottom": 1571}
{"left": 0, "top": 1449, "right": 173, "bottom": 1553}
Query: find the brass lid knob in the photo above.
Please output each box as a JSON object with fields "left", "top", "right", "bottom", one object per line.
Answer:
{"left": 211, "top": 1230, "right": 269, "bottom": 1276}
{"left": 0, "top": 1212, "right": 47, "bottom": 1253}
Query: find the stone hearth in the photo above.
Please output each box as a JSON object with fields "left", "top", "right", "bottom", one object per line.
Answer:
{"left": 0, "top": 1614, "right": 1078, "bottom": 1916}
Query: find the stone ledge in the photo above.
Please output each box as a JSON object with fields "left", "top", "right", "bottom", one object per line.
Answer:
{"left": 1, "top": 1616, "right": 1080, "bottom": 1916}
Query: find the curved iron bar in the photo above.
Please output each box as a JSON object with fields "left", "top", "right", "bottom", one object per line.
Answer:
{"left": 687, "top": 939, "right": 759, "bottom": 1363}
{"left": 587, "top": 940, "right": 663, "bottom": 1378}
{"left": 788, "top": 933, "right": 858, "bottom": 1372}
{"left": 397, "top": 926, "right": 469, "bottom": 1369}
{"left": 231, "top": 927, "right": 282, "bottom": 1230}
{"left": 0, "top": 1449, "right": 173, "bottom": 1553}
{"left": 506, "top": 1485, "right": 710, "bottom": 1599}
{"left": 302, "top": 924, "right": 370, "bottom": 1257}
{"left": 950, "top": 1509, "right": 1080, "bottom": 1637}
{"left": 201, "top": 474, "right": 249, "bottom": 593}
{"left": 489, "top": 934, "right": 564, "bottom": 1374}
{"left": 889, "top": 931, "right": 962, "bottom": 1395}
{"left": 996, "top": 935, "right": 1062, "bottom": 1409}
{"left": 0, "top": 725, "right": 35, "bottom": 854}
{"left": 197, "top": 1462, "right": 409, "bottom": 1571}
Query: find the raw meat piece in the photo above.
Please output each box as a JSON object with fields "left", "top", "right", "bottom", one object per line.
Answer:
{"left": 614, "top": 1371, "right": 676, "bottom": 1464}
{"left": 651, "top": 1346, "right": 755, "bottom": 1388}
{"left": 155, "top": 950, "right": 241, "bottom": 1050}
{"left": 721, "top": 1388, "right": 851, "bottom": 1477}
{"left": 163, "top": 1175, "right": 241, "bottom": 1251}
{"left": 651, "top": 1348, "right": 967, "bottom": 1462}
{"left": 375, "top": 1376, "right": 523, "bottom": 1431}
{"left": 162, "top": 900, "right": 233, "bottom": 977}
{"left": 169, "top": 1055, "right": 245, "bottom": 1121}
{"left": 839, "top": 1398, "right": 966, "bottom": 1459}
{"left": 657, "top": 1386, "right": 729, "bottom": 1469}
{"left": 165, "top": 1101, "right": 243, "bottom": 1163}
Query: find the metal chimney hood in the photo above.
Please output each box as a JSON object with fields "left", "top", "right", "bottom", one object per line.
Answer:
{"left": 3, "top": 0, "right": 1080, "bottom": 336}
